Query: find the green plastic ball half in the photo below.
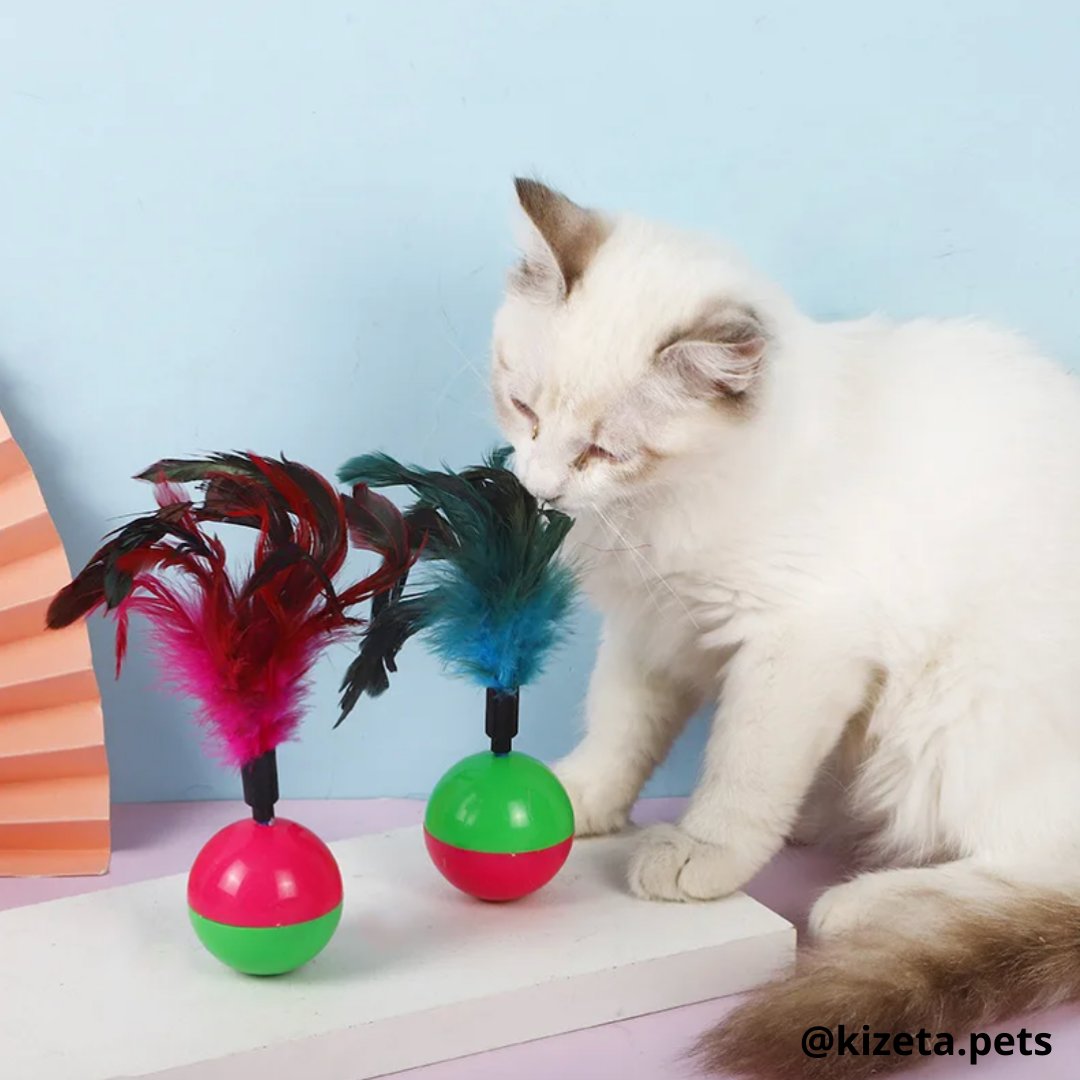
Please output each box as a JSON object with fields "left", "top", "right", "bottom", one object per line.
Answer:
{"left": 423, "top": 750, "right": 575, "bottom": 901}
{"left": 188, "top": 906, "right": 343, "bottom": 976}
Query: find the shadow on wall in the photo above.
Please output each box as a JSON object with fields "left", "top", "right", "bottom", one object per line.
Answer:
{"left": 0, "top": 358, "right": 206, "bottom": 812}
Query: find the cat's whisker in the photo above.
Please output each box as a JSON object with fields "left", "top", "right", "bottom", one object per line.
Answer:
{"left": 439, "top": 306, "right": 490, "bottom": 392}
{"left": 590, "top": 504, "right": 663, "bottom": 613}
{"left": 593, "top": 506, "right": 701, "bottom": 626}
{"left": 420, "top": 395, "right": 495, "bottom": 456}
{"left": 593, "top": 504, "right": 701, "bottom": 629}
{"left": 574, "top": 541, "right": 653, "bottom": 553}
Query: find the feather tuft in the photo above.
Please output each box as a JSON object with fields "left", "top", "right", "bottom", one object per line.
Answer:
{"left": 49, "top": 452, "right": 417, "bottom": 769}
{"left": 336, "top": 446, "right": 578, "bottom": 723}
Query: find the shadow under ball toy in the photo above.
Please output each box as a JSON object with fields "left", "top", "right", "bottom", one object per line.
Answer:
{"left": 336, "top": 447, "right": 577, "bottom": 902}
{"left": 47, "top": 453, "right": 416, "bottom": 974}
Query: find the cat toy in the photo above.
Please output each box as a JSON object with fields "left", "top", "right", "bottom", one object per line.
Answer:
{"left": 336, "top": 447, "right": 577, "bottom": 902}
{"left": 47, "top": 453, "right": 416, "bottom": 974}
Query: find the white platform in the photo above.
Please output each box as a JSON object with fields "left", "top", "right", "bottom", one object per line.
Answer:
{"left": 0, "top": 824, "right": 794, "bottom": 1080}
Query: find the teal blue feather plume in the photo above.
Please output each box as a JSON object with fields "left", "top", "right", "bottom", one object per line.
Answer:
{"left": 336, "top": 447, "right": 577, "bottom": 722}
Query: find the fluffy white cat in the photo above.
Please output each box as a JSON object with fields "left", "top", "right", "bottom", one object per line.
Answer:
{"left": 489, "top": 178, "right": 1080, "bottom": 1078}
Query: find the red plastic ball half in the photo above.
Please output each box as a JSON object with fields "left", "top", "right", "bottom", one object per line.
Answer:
{"left": 424, "top": 830, "right": 573, "bottom": 902}
{"left": 423, "top": 750, "right": 575, "bottom": 902}
{"left": 187, "top": 817, "right": 343, "bottom": 975}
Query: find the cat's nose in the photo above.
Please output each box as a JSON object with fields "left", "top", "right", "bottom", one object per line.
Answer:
{"left": 518, "top": 460, "right": 566, "bottom": 506}
{"left": 528, "top": 483, "right": 564, "bottom": 506}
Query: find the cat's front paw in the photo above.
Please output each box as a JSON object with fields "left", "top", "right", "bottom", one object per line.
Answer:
{"left": 553, "top": 762, "right": 631, "bottom": 838}
{"left": 628, "top": 823, "right": 749, "bottom": 901}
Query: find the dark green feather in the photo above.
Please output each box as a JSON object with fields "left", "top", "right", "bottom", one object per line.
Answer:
{"left": 336, "top": 446, "right": 578, "bottom": 725}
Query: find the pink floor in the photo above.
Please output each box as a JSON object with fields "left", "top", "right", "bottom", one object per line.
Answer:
{"left": 3, "top": 797, "right": 1075, "bottom": 1078}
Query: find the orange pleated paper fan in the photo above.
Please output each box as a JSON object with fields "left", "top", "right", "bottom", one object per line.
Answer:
{"left": 0, "top": 410, "right": 110, "bottom": 876}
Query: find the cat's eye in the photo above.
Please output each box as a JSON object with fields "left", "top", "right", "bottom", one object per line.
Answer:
{"left": 511, "top": 397, "right": 540, "bottom": 439}
{"left": 574, "top": 444, "right": 619, "bottom": 469}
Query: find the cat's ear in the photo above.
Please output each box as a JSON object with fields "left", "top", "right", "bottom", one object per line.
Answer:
{"left": 509, "top": 178, "right": 610, "bottom": 301}
{"left": 656, "top": 307, "right": 768, "bottom": 399}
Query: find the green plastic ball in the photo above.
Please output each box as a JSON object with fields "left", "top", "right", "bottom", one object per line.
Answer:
{"left": 424, "top": 750, "right": 575, "bottom": 901}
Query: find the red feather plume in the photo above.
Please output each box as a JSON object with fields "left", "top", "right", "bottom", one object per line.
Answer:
{"left": 47, "top": 453, "right": 418, "bottom": 770}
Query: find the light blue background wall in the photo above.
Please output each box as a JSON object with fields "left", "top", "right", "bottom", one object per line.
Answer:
{"left": 1, "top": 1, "right": 1077, "bottom": 802}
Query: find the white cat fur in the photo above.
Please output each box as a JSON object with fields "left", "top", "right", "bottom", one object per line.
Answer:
{"left": 489, "top": 178, "right": 1080, "bottom": 1078}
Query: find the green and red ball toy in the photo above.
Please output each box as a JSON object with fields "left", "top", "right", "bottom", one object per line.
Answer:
{"left": 337, "top": 448, "right": 579, "bottom": 904}
{"left": 424, "top": 750, "right": 573, "bottom": 903}
{"left": 423, "top": 695, "right": 574, "bottom": 903}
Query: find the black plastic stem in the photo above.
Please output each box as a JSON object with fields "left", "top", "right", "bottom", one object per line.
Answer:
{"left": 241, "top": 749, "right": 279, "bottom": 824}
{"left": 486, "top": 688, "right": 519, "bottom": 755}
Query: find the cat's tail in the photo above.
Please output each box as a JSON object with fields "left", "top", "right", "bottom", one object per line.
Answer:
{"left": 695, "top": 869, "right": 1080, "bottom": 1078}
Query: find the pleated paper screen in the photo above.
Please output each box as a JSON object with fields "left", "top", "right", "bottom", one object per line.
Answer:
{"left": 0, "top": 409, "right": 110, "bottom": 876}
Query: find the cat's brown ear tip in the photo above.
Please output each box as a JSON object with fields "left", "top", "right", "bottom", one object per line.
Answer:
{"left": 513, "top": 175, "right": 555, "bottom": 211}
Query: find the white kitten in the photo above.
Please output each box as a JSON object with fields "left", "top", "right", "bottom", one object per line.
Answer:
{"left": 490, "top": 178, "right": 1080, "bottom": 1078}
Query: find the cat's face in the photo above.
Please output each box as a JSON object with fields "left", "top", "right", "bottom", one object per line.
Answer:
{"left": 490, "top": 180, "right": 770, "bottom": 515}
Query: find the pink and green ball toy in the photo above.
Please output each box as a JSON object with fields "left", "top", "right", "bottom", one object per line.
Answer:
{"left": 187, "top": 752, "right": 344, "bottom": 975}
{"left": 45, "top": 452, "right": 418, "bottom": 976}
